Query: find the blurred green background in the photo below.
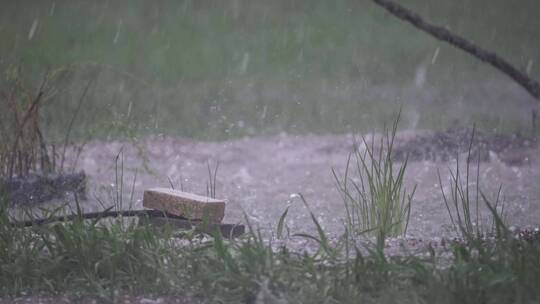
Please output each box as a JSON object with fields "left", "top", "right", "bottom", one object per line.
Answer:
{"left": 1, "top": 0, "right": 539, "bottom": 141}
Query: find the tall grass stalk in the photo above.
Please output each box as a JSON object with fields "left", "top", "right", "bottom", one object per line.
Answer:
{"left": 206, "top": 161, "right": 220, "bottom": 199}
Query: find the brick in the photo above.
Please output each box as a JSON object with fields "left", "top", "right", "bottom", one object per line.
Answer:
{"left": 143, "top": 188, "right": 226, "bottom": 223}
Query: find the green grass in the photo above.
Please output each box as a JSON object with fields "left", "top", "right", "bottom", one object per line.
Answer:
{"left": 438, "top": 127, "right": 507, "bottom": 241}
{"left": 334, "top": 114, "right": 416, "bottom": 251}
{"left": 2, "top": 196, "right": 540, "bottom": 303}
{"left": 1, "top": 0, "right": 539, "bottom": 140}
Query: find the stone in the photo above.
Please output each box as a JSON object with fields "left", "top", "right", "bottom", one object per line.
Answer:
{"left": 143, "top": 188, "right": 226, "bottom": 223}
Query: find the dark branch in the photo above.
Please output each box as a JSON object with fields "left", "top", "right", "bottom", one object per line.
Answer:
{"left": 11, "top": 209, "right": 245, "bottom": 238}
{"left": 12, "top": 209, "right": 188, "bottom": 227}
{"left": 372, "top": 0, "right": 540, "bottom": 101}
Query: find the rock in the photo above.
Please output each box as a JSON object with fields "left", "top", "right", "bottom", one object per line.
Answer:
{"left": 143, "top": 188, "right": 226, "bottom": 223}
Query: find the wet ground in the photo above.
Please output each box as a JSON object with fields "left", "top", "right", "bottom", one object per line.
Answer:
{"left": 4, "top": 129, "right": 540, "bottom": 303}
{"left": 57, "top": 129, "right": 540, "bottom": 241}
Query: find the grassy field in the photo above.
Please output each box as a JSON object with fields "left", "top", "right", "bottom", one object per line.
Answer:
{"left": 1, "top": 0, "right": 539, "bottom": 140}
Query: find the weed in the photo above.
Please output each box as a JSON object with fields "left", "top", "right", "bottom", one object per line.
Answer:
{"left": 0, "top": 66, "right": 89, "bottom": 183}
{"left": 438, "top": 127, "right": 506, "bottom": 241}
{"left": 334, "top": 115, "right": 416, "bottom": 251}
{"left": 206, "top": 161, "right": 220, "bottom": 199}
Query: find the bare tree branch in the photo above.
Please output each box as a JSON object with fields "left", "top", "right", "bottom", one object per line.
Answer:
{"left": 372, "top": 0, "right": 540, "bottom": 101}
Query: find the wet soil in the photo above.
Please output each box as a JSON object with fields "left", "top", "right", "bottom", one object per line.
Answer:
{"left": 392, "top": 128, "right": 536, "bottom": 165}
{"left": 53, "top": 129, "right": 540, "bottom": 241}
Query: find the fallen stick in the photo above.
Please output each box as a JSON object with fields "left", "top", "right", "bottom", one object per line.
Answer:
{"left": 11, "top": 209, "right": 186, "bottom": 227}
{"left": 10, "top": 209, "right": 245, "bottom": 238}
{"left": 140, "top": 217, "right": 245, "bottom": 239}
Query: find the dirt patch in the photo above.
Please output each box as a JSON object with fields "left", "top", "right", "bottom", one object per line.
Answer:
{"left": 33, "top": 130, "right": 540, "bottom": 240}
{"left": 392, "top": 128, "right": 536, "bottom": 165}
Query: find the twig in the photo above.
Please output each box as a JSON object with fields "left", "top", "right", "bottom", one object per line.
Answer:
{"left": 11, "top": 209, "right": 188, "bottom": 228}
{"left": 372, "top": 0, "right": 540, "bottom": 101}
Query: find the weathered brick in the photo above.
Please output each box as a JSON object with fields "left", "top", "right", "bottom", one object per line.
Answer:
{"left": 143, "top": 188, "right": 226, "bottom": 223}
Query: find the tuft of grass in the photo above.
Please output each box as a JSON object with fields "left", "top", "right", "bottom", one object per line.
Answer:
{"left": 0, "top": 67, "right": 90, "bottom": 180}
{"left": 0, "top": 199, "right": 180, "bottom": 299}
{"left": 438, "top": 127, "right": 506, "bottom": 242}
{"left": 0, "top": 69, "right": 54, "bottom": 179}
{"left": 334, "top": 115, "right": 416, "bottom": 251}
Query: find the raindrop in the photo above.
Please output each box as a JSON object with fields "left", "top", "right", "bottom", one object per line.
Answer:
{"left": 414, "top": 65, "right": 427, "bottom": 88}
{"left": 431, "top": 47, "right": 440, "bottom": 64}
{"left": 49, "top": 2, "right": 56, "bottom": 16}
{"left": 298, "top": 48, "right": 304, "bottom": 62}
{"left": 126, "top": 101, "right": 132, "bottom": 118}
{"left": 28, "top": 18, "right": 39, "bottom": 40}
{"left": 260, "top": 105, "right": 267, "bottom": 120}
{"left": 526, "top": 60, "right": 534, "bottom": 75}
{"left": 239, "top": 52, "right": 250, "bottom": 74}
{"left": 231, "top": 0, "right": 241, "bottom": 20}
{"left": 113, "top": 19, "right": 123, "bottom": 44}
{"left": 289, "top": 193, "right": 299, "bottom": 199}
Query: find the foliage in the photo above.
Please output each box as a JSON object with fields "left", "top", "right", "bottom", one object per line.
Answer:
{"left": 334, "top": 115, "right": 416, "bottom": 250}
{"left": 438, "top": 127, "right": 507, "bottom": 241}
{"left": 1, "top": 193, "right": 539, "bottom": 303}
{"left": 0, "top": 68, "right": 58, "bottom": 178}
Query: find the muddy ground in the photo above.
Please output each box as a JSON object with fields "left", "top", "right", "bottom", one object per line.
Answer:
{"left": 52, "top": 129, "right": 540, "bottom": 241}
